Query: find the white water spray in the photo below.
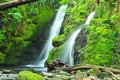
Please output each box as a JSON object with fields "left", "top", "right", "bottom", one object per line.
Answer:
{"left": 60, "top": 11, "right": 95, "bottom": 66}
{"left": 85, "top": 12, "right": 95, "bottom": 25}
{"left": 35, "top": 5, "right": 67, "bottom": 67}
{"left": 60, "top": 29, "right": 82, "bottom": 66}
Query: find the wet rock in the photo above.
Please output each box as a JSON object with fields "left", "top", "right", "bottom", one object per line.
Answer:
{"left": 42, "top": 72, "right": 54, "bottom": 77}
{"left": 74, "top": 70, "right": 83, "bottom": 79}
{"left": 52, "top": 41, "right": 62, "bottom": 47}
{"left": 54, "top": 75, "right": 70, "bottom": 80}
{"left": 0, "top": 71, "right": 3, "bottom": 76}
{"left": 82, "top": 72, "right": 88, "bottom": 77}
{"left": 81, "top": 77, "right": 91, "bottom": 80}
{"left": 74, "top": 28, "right": 88, "bottom": 64}
{"left": 87, "top": 67, "right": 101, "bottom": 76}
{"left": 1, "top": 78, "right": 16, "bottom": 80}
{"left": 3, "top": 69, "right": 12, "bottom": 74}
{"left": 57, "top": 70, "right": 71, "bottom": 76}
{"left": 89, "top": 76, "right": 98, "bottom": 80}
{"left": 103, "top": 77, "right": 112, "bottom": 80}
{"left": 47, "top": 59, "right": 69, "bottom": 71}
{"left": 0, "top": 74, "right": 18, "bottom": 80}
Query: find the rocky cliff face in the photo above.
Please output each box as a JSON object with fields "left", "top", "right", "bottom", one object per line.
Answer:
{"left": 74, "top": 29, "right": 88, "bottom": 64}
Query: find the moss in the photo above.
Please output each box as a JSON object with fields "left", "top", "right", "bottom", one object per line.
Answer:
{"left": 74, "top": 70, "right": 83, "bottom": 79}
{"left": 87, "top": 66, "right": 101, "bottom": 76}
{"left": 53, "top": 34, "right": 66, "bottom": 47}
{"left": 47, "top": 44, "right": 65, "bottom": 63}
{"left": 59, "top": 0, "right": 69, "bottom": 5}
{"left": 18, "top": 71, "right": 45, "bottom": 80}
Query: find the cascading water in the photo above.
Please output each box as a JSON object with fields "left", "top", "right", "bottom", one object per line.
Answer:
{"left": 60, "top": 29, "right": 82, "bottom": 66}
{"left": 85, "top": 12, "right": 96, "bottom": 26}
{"left": 35, "top": 4, "right": 67, "bottom": 67}
{"left": 60, "top": 12, "right": 95, "bottom": 66}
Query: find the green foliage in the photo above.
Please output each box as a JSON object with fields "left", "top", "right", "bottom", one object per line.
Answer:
{"left": 81, "top": 23, "right": 115, "bottom": 65}
{"left": 0, "top": 0, "right": 120, "bottom": 67}
{"left": 0, "top": 52, "right": 6, "bottom": 63}
{"left": 0, "top": 30, "right": 6, "bottom": 40}
{"left": 0, "top": 2, "right": 55, "bottom": 65}
{"left": 47, "top": 44, "right": 65, "bottom": 63}
{"left": 53, "top": 35, "right": 65, "bottom": 42}
{"left": 0, "top": 0, "right": 12, "bottom": 3}
{"left": 22, "top": 23, "right": 36, "bottom": 39}
{"left": 38, "top": 0, "right": 56, "bottom": 6}
{"left": 32, "top": 6, "right": 54, "bottom": 26}
{"left": 5, "top": 36, "right": 31, "bottom": 64}
{"left": 50, "top": 0, "right": 120, "bottom": 67}
{"left": 87, "top": 66, "right": 101, "bottom": 76}
{"left": 63, "top": 0, "right": 95, "bottom": 35}
{"left": 74, "top": 70, "right": 83, "bottom": 79}
{"left": 53, "top": 34, "right": 66, "bottom": 47}
{"left": 80, "top": 0, "right": 119, "bottom": 65}
{"left": 59, "top": 0, "right": 69, "bottom": 5}
{"left": 8, "top": 12, "right": 23, "bottom": 22}
{"left": 48, "top": 0, "right": 96, "bottom": 63}
{"left": 18, "top": 71, "right": 45, "bottom": 80}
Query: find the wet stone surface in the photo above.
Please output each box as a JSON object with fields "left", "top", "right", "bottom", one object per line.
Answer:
{"left": 0, "top": 74, "right": 18, "bottom": 80}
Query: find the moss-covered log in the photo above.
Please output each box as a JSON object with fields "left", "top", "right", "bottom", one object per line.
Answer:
{"left": 58, "top": 64, "right": 120, "bottom": 79}
{"left": 59, "top": 64, "right": 120, "bottom": 74}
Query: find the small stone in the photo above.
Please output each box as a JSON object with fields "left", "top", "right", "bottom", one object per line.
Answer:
{"left": 42, "top": 72, "right": 54, "bottom": 77}
{"left": 0, "top": 71, "right": 3, "bottom": 76}
{"left": 58, "top": 70, "right": 71, "bottom": 76}
{"left": 74, "top": 70, "right": 83, "bottom": 79}
{"left": 103, "top": 77, "right": 112, "bottom": 80}
{"left": 3, "top": 69, "right": 12, "bottom": 74}
{"left": 1, "top": 78, "right": 16, "bottom": 80}
{"left": 81, "top": 77, "right": 91, "bottom": 80}
{"left": 87, "top": 67, "right": 101, "bottom": 76}
{"left": 89, "top": 76, "right": 98, "bottom": 80}
{"left": 55, "top": 75, "right": 70, "bottom": 80}
{"left": 70, "top": 75, "right": 74, "bottom": 78}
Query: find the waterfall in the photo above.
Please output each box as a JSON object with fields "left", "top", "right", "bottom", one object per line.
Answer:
{"left": 35, "top": 4, "right": 67, "bottom": 67}
{"left": 60, "top": 29, "right": 82, "bottom": 66}
{"left": 85, "top": 12, "right": 95, "bottom": 26}
{"left": 60, "top": 11, "right": 95, "bottom": 66}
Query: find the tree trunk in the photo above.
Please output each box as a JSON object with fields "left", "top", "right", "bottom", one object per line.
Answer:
{"left": 0, "top": 0, "right": 38, "bottom": 11}
{"left": 96, "top": 0, "right": 100, "bottom": 5}
{"left": 116, "top": 0, "right": 120, "bottom": 12}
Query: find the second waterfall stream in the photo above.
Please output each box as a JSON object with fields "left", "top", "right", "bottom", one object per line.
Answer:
{"left": 36, "top": 4, "right": 67, "bottom": 67}
{"left": 60, "top": 11, "right": 95, "bottom": 66}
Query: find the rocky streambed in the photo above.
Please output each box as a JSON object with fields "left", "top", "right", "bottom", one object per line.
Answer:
{"left": 0, "top": 64, "right": 120, "bottom": 80}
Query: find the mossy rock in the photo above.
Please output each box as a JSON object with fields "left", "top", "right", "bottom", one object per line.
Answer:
{"left": 52, "top": 35, "right": 65, "bottom": 47}
{"left": 74, "top": 70, "right": 83, "bottom": 79}
{"left": 47, "top": 44, "right": 65, "bottom": 63}
{"left": 18, "top": 71, "right": 45, "bottom": 80}
{"left": 87, "top": 66, "right": 101, "bottom": 77}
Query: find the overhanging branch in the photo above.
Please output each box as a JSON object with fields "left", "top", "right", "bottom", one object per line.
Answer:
{"left": 0, "top": 0, "right": 38, "bottom": 11}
